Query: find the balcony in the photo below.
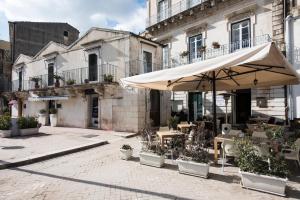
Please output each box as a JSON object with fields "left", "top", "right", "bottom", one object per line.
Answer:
{"left": 11, "top": 63, "right": 118, "bottom": 92}
{"left": 147, "top": 0, "right": 209, "bottom": 28}
{"left": 169, "top": 34, "right": 271, "bottom": 68}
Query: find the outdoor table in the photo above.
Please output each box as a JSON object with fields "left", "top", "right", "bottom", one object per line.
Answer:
{"left": 157, "top": 130, "right": 185, "bottom": 149}
{"left": 177, "top": 123, "right": 196, "bottom": 133}
{"left": 213, "top": 134, "right": 236, "bottom": 164}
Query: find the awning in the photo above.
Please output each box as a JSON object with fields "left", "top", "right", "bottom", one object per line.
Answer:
{"left": 28, "top": 96, "right": 69, "bottom": 102}
{"left": 121, "top": 42, "right": 300, "bottom": 91}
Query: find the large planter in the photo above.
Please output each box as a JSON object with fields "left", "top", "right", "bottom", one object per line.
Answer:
{"left": 120, "top": 149, "right": 133, "bottom": 160}
{"left": 50, "top": 114, "right": 58, "bottom": 127}
{"left": 0, "top": 130, "right": 12, "bottom": 138}
{"left": 38, "top": 114, "right": 47, "bottom": 126}
{"left": 19, "top": 128, "right": 39, "bottom": 136}
{"left": 177, "top": 159, "right": 209, "bottom": 178}
{"left": 140, "top": 152, "right": 165, "bottom": 168}
{"left": 240, "top": 171, "right": 287, "bottom": 196}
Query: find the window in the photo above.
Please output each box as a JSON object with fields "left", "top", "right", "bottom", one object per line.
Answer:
{"left": 189, "top": 34, "right": 202, "bottom": 63}
{"left": 143, "top": 51, "right": 152, "bottom": 73}
{"left": 188, "top": 0, "right": 201, "bottom": 8}
{"left": 163, "top": 45, "right": 169, "bottom": 69}
{"left": 88, "top": 54, "right": 98, "bottom": 81}
{"left": 48, "top": 63, "right": 54, "bottom": 86}
{"left": 63, "top": 31, "right": 69, "bottom": 37}
{"left": 158, "top": 0, "right": 169, "bottom": 22}
{"left": 231, "top": 19, "right": 250, "bottom": 52}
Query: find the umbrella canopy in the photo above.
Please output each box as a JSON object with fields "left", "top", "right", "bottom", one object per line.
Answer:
{"left": 121, "top": 43, "right": 300, "bottom": 91}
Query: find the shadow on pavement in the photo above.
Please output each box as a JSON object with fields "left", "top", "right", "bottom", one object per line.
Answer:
{"left": 11, "top": 167, "right": 194, "bottom": 200}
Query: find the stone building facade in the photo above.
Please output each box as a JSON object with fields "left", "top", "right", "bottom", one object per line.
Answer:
{"left": 9, "top": 21, "right": 79, "bottom": 62}
{"left": 0, "top": 40, "right": 11, "bottom": 114}
{"left": 10, "top": 28, "right": 169, "bottom": 132}
{"left": 145, "top": 0, "right": 294, "bottom": 124}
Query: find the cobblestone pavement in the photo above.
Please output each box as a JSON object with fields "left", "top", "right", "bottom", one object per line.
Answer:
{"left": 0, "top": 134, "right": 299, "bottom": 200}
{"left": 0, "top": 127, "right": 125, "bottom": 164}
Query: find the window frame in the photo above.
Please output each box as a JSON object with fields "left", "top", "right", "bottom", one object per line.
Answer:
{"left": 188, "top": 34, "right": 203, "bottom": 64}
{"left": 230, "top": 19, "right": 251, "bottom": 51}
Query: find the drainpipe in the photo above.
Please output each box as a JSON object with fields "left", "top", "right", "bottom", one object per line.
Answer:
{"left": 285, "top": 15, "right": 294, "bottom": 121}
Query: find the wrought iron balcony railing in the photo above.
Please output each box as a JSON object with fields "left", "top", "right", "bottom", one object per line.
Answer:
{"left": 147, "top": 0, "right": 209, "bottom": 27}
{"left": 169, "top": 34, "right": 271, "bottom": 68}
{"left": 11, "top": 63, "right": 118, "bottom": 91}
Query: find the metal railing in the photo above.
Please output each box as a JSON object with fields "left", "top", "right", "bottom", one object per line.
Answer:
{"left": 62, "top": 63, "right": 118, "bottom": 85}
{"left": 147, "top": 0, "right": 208, "bottom": 27}
{"left": 12, "top": 79, "right": 30, "bottom": 92}
{"left": 169, "top": 34, "right": 271, "bottom": 68}
{"left": 125, "top": 60, "right": 162, "bottom": 77}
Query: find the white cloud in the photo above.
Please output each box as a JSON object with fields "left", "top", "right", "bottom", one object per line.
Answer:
{"left": 0, "top": 0, "right": 147, "bottom": 38}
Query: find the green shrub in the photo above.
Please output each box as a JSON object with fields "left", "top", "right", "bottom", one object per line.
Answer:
{"left": 39, "top": 109, "right": 46, "bottom": 114}
{"left": 17, "top": 116, "right": 39, "bottom": 129}
{"left": 0, "top": 115, "right": 11, "bottom": 130}
{"left": 49, "top": 108, "right": 57, "bottom": 114}
{"left": 234, "top": 139, "right": 289, "bottom": 178}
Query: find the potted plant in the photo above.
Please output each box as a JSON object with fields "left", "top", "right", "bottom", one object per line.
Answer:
{"left": 212, "top": 42, "right": 220, "bottom": 49}
{"left": 235, "top": 139, "right": 288, "bottom": 196}
{"left": 104, "top": 74, "right": 113, "bottom": 82}
{"left": 84, "top": 79, "right": 89, "bottom": 84}
{"left": 17, "top": 116, "right": 39, "bottom": 136}
{"left": 0, "top": 115, "right": 11, "bottom": 137}
{"left": 66, "top": 79, "right": 76, "bottom": 85}
{"left": 120, "top": 144, "right": 133, "bottom": 160}
{"left": 53, "top": 75, "right": 63, "bottom": 87}
{"left": 180, "top": 50, "right": 189, "bottom": 58}
{"left": 177, "top": 142, "right": 210, "bottom": 178}
{"left": 38, "top": 109, "right": 47, "bottom": 126}
{"left": 30, "top": 77, "right": 41, "bottom": 89}
{"left": 140, "top": 142, "right": 165, "bottom": 168}
{"left": 198, "top": 46, "right": 206, "bottom": 53}
{"left": 49, "top": 108, "right": 58, "bottom": 127}
{"left": 168, "top": 116, "right": 179, "bottom": 130}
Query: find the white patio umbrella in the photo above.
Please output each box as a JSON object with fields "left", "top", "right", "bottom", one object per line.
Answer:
{"left": 121, "top": 42, "right": 300, "bottom": 135}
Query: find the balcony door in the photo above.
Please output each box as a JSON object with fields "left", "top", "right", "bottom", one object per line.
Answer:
{"left": 48, "top": 63, "right": 54, "bottom": 86}
{"left": 18, "top": 71, "right": 22, "bottom": 90}
{"left": 189, "top": 34, "right": 202, "bottom": 63}
{"left": 88, "top": 54, "right": 98, "bottom": 82}
{"left": 143, "top": 51, "right": 152, "bottom": 73}
{"left": 158, "top": 0, "right": 169, "bottom": 22}
{"left": 231, "top": 19, "right": 251, "bottom": 52}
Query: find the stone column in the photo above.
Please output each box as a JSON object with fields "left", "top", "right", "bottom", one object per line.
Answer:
{"left": 272, "top": 0, "right": 285, "bottom": 51}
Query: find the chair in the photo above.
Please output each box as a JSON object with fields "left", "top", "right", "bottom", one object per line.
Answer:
{"left": 180, "top": 121, "right": 188, "bottom": 124}
{"left": 159, "top": 126, "right": 169, "bottom": 131}
{"left": 282, "top": 138, "right": 300, "bottom": 167}
{"left": 228, "top": 129, "right": 241, "bottom": 137}
{"left": 252, "top": 131, "right": 268, "bottom": 139}
{"left": 222, "top": 140, "right": 237, "bottom": 172}
{"left": 253, "top": 145, "right": 270, "bottom": 157}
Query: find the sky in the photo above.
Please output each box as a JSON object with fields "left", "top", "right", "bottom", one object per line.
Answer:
{"left": 0, "top": 0, "right": 147, "bottom": 41}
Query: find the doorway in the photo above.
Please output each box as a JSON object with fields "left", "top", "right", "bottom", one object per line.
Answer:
{"left": 235, "top": 89, "right": 251, "bottom": 124}
{"left": 90, "top": 94, "right": 99, "bottom": 128}
{"left": 150, "top": 90, "right": 160, "bottom": 127}
{"left": 188, "top": 92, "right": 202, "bottom": 122}
{"left": 88, "top": 54, "right": 98, "bottom": 82}
{"left": 48, "top": 100, "right": 56, "bottom": 125}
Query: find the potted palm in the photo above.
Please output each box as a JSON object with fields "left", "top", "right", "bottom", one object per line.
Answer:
{"left": 66, "top": 79, "right": 76, "bottom": 85}
{"left": 140, "top": 142, "right": 165, "bottom": 168}
{"left": 212, "top": 42, "right": 221, "bottom": 49}
{"left": 180, "top": 50, "right": 189, "bottom": 58}
{"left": 30, "top": 77, "right": 41, "bottom": 89}
{"left": 235, "top": 139, "right": 288, "bottom": 196}
{"left": 0, "top": 115, "right": 11, "bottom": 137}
{"left": 17, "top": 116, "right": 39, "bottom": 136}
{"left": 53, "top": 75, "right": 63, "bottom": 87}
{"left": 38, "top": 109, "right": 47, "bottom": 126}
{"left": 49, "top": 108, "right": 58, "bottom": 127}
{"left": 120, "top": 144, "right": 133, "bottom": 160}
{"left": 177, "top": 143, "right": 210, "bottom": 178}
{"left": 104, "top": 74, "right": 113, "bottom": 83}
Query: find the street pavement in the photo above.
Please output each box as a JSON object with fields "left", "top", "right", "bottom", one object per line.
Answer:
{"left": 0, "top": 128, "right": 299, "bottom": 200}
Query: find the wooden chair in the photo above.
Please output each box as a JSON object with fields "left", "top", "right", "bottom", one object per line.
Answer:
{"left": 282, "top": 138, "right": 300, "bottom": 167}
{"left": 252, "top": 131, "right": 268, "bottom": 139}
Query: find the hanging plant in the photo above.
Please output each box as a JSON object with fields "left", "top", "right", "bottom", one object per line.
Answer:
{"left": 180, "top": 50, "right": 189, "bottom": 58}
{"left": 198, "top": 46, "right": 206, "bottom": 53}
{"left": 212, "top": 42, "right": 220, "bottom": 49}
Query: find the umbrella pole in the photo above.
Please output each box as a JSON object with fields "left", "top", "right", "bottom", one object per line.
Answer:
{"left": 212, "top": 71, "right": 217, "bottom": 137}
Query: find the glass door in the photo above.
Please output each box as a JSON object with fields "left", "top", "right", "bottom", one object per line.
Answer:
{"left": 158, "top": 0, "right": 169, "bottom": 22}
{"left": 48, "top": 63, "right": 54, "bottom": 86}
{"left": 90, "top": 95, "right": 99, "bottom": 128}
{"left": 88, "top": 54, "right": 98, "bottom": 82}
{"left": 189, "top": 34, "right": 202, "bottom": 63}
{"left": 231, "top": 19, "right": 250, "bottom": 52}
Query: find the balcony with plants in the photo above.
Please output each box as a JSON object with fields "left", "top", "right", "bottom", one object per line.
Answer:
{"left": 169, "top": 34, "right": 271, "bottom": 68}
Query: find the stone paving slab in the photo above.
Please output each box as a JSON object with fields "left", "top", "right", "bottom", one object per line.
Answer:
{"left": 0, "top": 126, "right": 131, "bottom": 165}
{"left": 0, "top": 136, "right": 299, "bottom": 200}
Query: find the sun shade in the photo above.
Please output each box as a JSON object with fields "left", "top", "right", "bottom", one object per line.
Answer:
{"left": 121, "top": 43, "right": 300, "bottom": 91}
